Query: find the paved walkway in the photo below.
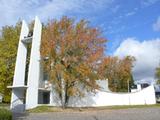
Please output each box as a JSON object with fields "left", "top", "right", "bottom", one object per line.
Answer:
{"left": 13, "top": 107, "right": 160, "bottom": 120}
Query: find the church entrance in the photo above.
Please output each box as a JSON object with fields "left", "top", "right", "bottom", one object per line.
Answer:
{"left": 38, "top": 90, "right": 50, "bottom": 104}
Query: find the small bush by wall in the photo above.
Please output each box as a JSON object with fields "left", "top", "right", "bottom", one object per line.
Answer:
{"left": 0, "top": 108, "right": 12, "bottom": 120}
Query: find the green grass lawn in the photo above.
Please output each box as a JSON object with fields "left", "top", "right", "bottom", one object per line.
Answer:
{"left": 0, "top": 108, "right": 12, "bottom": 120}
{"left": 28, "top": 104, "right": 160, "bottom": 113}
{"left": 0, "top": 103, "right": 10, "bottom": 110}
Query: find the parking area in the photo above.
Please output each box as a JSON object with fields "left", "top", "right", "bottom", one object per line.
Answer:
{"left": 13, "top": 107, "right": 160, "bottom": 120}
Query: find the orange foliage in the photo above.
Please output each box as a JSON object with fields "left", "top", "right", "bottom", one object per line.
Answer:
{"left": 40, "top": 17, "right": 107, "bottom": 106}
{"left": 99, "top": 56, "right": 135, "bottom": 92}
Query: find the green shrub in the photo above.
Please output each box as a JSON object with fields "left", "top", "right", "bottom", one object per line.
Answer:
{"left": 0, "top": 108, "right": 12, "bottom": 120}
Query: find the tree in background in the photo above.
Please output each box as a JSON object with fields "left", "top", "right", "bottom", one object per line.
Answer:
{"left": 41, "top": 17, "right": 107, "bottom": 107}
{"left": 0, "top": 20, "right": 35, "bottom": 102}
{"left": 99, "top": 56, "right": 135, "bottom": 92}
{"left": 155, "top": 64, "right": 160, "bottom": 84}
{"left": 0, "top": 23, "right": 21, "bottom": 102}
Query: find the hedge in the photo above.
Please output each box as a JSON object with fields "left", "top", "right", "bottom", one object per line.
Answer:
{"left": 0, "top": 108, "right": 12, "bottom": 120}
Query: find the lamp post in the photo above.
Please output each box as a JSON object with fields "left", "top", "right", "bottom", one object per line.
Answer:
{"left": 128, "top": 79, "right": 130, "bottom": 93}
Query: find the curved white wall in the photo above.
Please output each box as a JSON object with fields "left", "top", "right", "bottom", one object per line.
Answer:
{"left": 68, "top": 85, "right": 156, "bottom": 107}
{"left": 49, "top": 80, "right": 156, "bottom": 107}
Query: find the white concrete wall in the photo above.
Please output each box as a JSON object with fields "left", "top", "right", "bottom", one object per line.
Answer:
{"left": 10, "top": 20, "right": 29, "bottom": 112}
{"left": 10, "top": 89, "right": 25, "bottom": 112}
{"left": 49, "top": 80, "right": 156, "bottom": 107}
{"left": 12, "top": 20, "right": 29, "bottom": 86}
{"left": 68, "top": 85, "right": 156, "bottom": 107}
{"left": 26, "top": 16, "right": 42, "bottom": 109}
{"left": 38, "top": 90, "right": 44, "bottom": 104}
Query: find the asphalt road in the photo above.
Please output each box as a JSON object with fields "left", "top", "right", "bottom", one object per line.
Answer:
{"left": 13, "top": 107, "right": 160, "bottom": 120}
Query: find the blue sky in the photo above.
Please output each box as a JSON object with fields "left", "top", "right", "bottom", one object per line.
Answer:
{"left": 0, "top": 0, "right": 160, "bottom": 83}
{"left": 0, "top": 0, "right": 160, "bottom": 54}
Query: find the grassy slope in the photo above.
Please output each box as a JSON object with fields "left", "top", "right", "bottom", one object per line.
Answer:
{"left": 28, "top": 104, "right": 160, "bottom": 113}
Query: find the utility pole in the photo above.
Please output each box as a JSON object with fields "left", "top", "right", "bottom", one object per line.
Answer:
{"left": 128, "top": 79, "right": 130, "bottom": 93}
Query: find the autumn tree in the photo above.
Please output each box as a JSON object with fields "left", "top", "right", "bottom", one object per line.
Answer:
{"left": 99, "top": 56, "right": 135, "bottom": 92}
{"left": 40, "top": 17, "right": 106, "bottom": 107}
{"left": 0, "top": 21, "right": 34, "bottom": 102}
{"left": 0, "top": 23, "right": 21, "bottom": 102}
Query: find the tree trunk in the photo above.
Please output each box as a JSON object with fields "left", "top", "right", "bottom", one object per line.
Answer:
{"left": 61, "top": 78, "right": 66, "bottom": 108}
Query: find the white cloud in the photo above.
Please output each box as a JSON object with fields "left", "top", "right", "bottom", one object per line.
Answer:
{"left": 0, "top": 0, "right": 113, "bottom": 27}
{"left": 114, "top": 38, "right": 160, "bottom": 84}
{"left": 141, "top": 0, "right": 160, "bottom": 7}
{"left": 153, "top": 16, "right": 160, "bottom": 31}
{"left": 125, "top": 11, "right": 135, "bottom": 17}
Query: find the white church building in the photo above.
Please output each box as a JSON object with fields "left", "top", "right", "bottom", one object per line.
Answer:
{"left": 8, "top": 17, "right": 156, "bottom": 112}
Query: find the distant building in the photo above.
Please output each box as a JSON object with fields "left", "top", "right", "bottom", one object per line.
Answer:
{"left": 131, "top": 84, "right": 142, "bottom": 92}
{"left": 131, "top": 83, "right": 150, "bottom": 92}
{"left": 141, "top": 83, "right": 150, "bottom": 89}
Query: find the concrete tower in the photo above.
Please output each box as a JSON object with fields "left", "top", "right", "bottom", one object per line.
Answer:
{"left": 8, "top": 16, "right": 42, "bottom": 112}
